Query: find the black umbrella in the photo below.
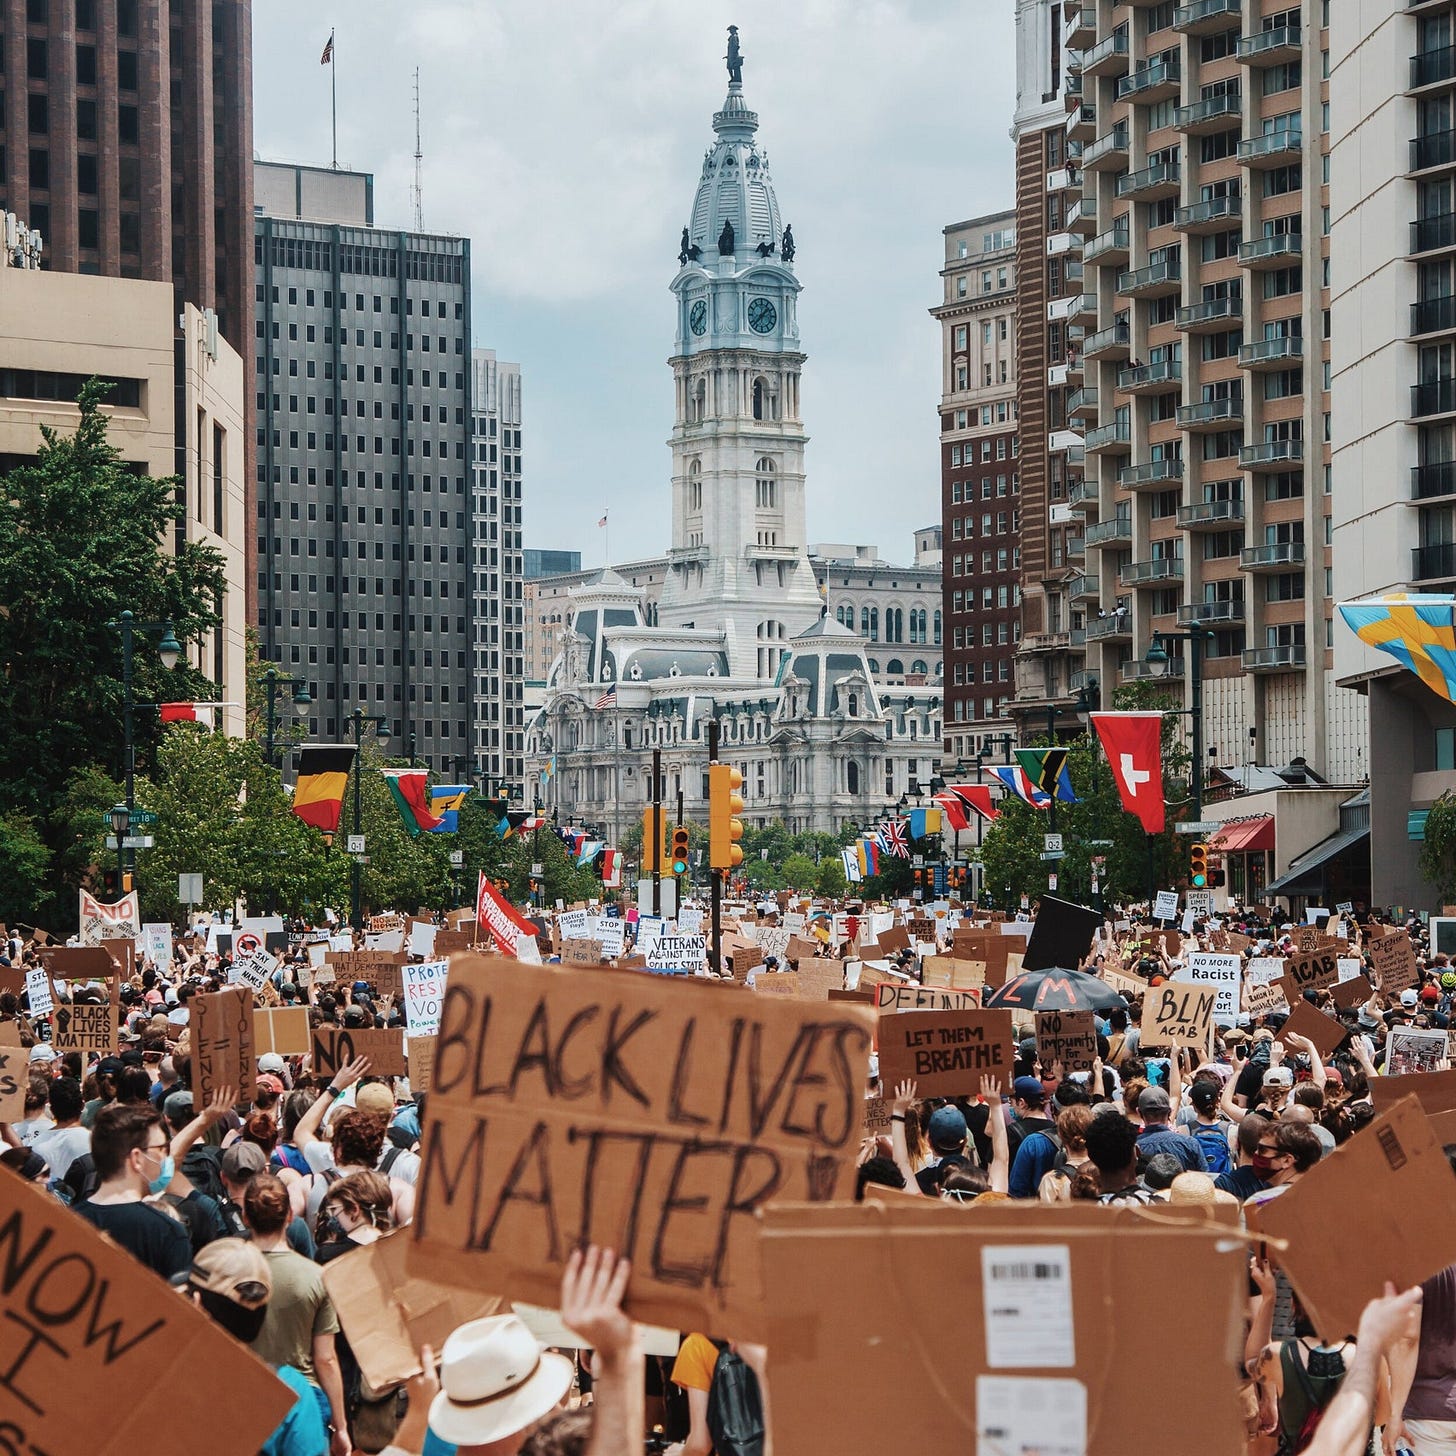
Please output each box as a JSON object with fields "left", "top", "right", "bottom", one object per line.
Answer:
{"left": 982, "top": 966, "right": 1129, "bottom": 1014}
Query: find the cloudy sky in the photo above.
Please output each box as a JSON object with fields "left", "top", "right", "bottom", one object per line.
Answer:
{"left": 252, "top": 2, "right": 1016, "bottom": 567}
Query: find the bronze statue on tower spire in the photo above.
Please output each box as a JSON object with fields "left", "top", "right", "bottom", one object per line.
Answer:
{"left": 725, "top": 26, "right": 744, "bottom": 84}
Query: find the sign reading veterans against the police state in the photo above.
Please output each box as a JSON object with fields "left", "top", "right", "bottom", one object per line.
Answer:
{"left": 647, "top": 933, "right": 706, "bottom": 973}
{"left": 408, "top": 956, "right": 875, "bottom": 1340}
{"left": 875, "top": 1009, "right": 1015, "bottom": 1099}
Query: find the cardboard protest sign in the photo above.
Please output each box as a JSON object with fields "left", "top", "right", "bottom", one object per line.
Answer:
{"left": 1182, "top": 953, "right": 1241, "bottom": 1022}
{"left": 1284, "top": 948, "right": 1341, "bottom": 996}
{"left": 368, "top": 912, "right": 406, "bottom": 936}
{"left": 326, "top": 950, "right": 407, "bottom": 998}
{"left": 792, "top": 961, "right": 844, "bottom": 1001}
{"left": 323, "top": 1229, "right": 503, "bottom": 1391}
{"left": 1370, "top": 930, "right": 1419, "bottom": 997}
{"left": 52, "top": 1000, "right": 116, "bottom": 1053}
{"left": 1153, "top": 889, "right": 1179, "bottom": 922}
{"left": 407, "top": 1034, "right": 436, "bottom": 1092}
{"left": 1035, "top": 1009, "right": 1098, "bottom": 1073}
{"left": 876, "top": 1008, "right": 1014, "bottom": 1098}
{"left": 408, "top": 955, "right": 875, "bottom": 1339}
{"left": 255, "top": 1006, "right": 312, "bottom": 1056}
{"left": 921, "top": 956, "right": 986, "bottom": 990}
{"left": 0, "top": 1021, "right": 25, "bottom": 1122}
{"left": 877, "top": 924, "right": 911, "bottom": 957}
{"left": 1371, "top": 1067, "right": 1456, "bottom": 1117}
{"left": 1139, "top": 982, "right": 1217, "bottom": 1048}
{"left": 0, "top": 1171, "right": 293, "bottom": 1456}
{"left": 561, "top": 937, "right": 606, "bottom": 967}
{"left": 750, "top": 971, "right": 801, "bottom": 998}
{"left": 648, "top": 934, "right": 706, "bottom": 973}
{"left": 23, "top": 968, "right": 53, "bottom": 1017}
{"left": 862, "top": 1094, "right": 892, "bottom": 1137}
{"left": 194, "top": 986, "right": 256, "bottom": 1102}
{"left": 874, "top": 982, "right": 983, "bottom": 1015}
{"left": 403, "top": 958, "right": 450, "bottom": 1037}
{"left": 785, "top": 935, "right": 819, "bottom": 964}
{"left": 229, "top": 946, "right": 277, "bottom": 993}
{"left": 434, "top": 929, "right": 472, "bottom": 956}
{"left": 1386, "top": 1026, "right": 1449, "bottom": 1076}
{"left": 759, "top": 1200, "right": 1248, "bottom": 1456}
{"left": 1328, "top": 974, "right": 1373, "bottom": 1010}
{"left": 1279, "top": 998, "right": 1349, "bottom": 1060}
{"left": 38, "top": 945, "right": 121, "bottom": 981}
{"left": 1022, "top": 896, "right": 1102, "bottom": 972}
{"left": 311, "top": 1025, "right": 408, "bottom": 1079}
{"left": 1252, "top": 1097, "right": 1456, "bottom": 1343}
{"left": 1243, "top": 978, "right": 1289, "bottom": 1019}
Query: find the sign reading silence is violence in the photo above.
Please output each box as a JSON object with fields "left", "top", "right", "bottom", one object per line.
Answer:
{"left": 407, "top": 955, "right": 875, "bottom": 1341}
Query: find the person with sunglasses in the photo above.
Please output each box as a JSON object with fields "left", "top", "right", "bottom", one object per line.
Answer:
{"left": 73, "top": 1102, "right": 191, "bottom": 1281}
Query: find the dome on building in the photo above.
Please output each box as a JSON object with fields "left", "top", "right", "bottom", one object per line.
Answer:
{"left": 685, "top": 82, "right": 786, "bottom": 263}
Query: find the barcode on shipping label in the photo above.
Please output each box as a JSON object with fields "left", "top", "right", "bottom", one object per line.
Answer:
{"left": 982, "top": 1244, "right": 1075, "bottom": 1368}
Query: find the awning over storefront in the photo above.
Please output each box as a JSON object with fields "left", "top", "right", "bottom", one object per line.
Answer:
{"left": 1209, "top": 816, "right": 1275, "bottom": 852}
{"left": 1263, "top": 823, "right": 1371, "bottom": 899}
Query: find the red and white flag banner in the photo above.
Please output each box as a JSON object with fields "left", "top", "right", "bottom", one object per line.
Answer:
{"left": 475, "top": 873, "right": 540, "bottom": 958}
{"left": 1091, "top": 711, "right": 1166, "bottom": 835}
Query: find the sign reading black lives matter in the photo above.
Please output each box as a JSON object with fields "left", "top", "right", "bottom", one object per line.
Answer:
{"left": 407, "top": 955, "right": 875, "bottom": 1341}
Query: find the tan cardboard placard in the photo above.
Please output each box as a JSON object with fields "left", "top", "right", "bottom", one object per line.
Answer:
{"left": 877, "top": 925, "right": 911, "bottom": 957}
{"left": 1035, "top": 1008, "right": 1098, "bottom": 1072}
{"left": 323, "top": 1228, "right": 503, "bottom": 1391}
{"left": 921, "top": 956, "right": 986, "bottom": 990}
{"left": 1370, "top": 930, "right": 1419, "bottom": 996}
{"left": 828, "top": 989, "right": 874, "bottom": 1005}
{"left": 194, "top": 985, "right": 256, "bottom": 1103}
{"left": 1328, "top": 974, "right": 1373, "bottom": 1010}
{"left": 434, "top": 929, "right": 472, "bottom": 955}
{"left": 326, "top": 950, "right": 407, "bottom": 998}
{"left": 875, "top": 1008, "right": 1015, "bottom": 1098}
{"left": 38, "top": 945, "right": 121, "bottom": 980}
{"left": 561, "top": 937, "right": 605, "bottom": 966}
{"left": 862, "top": 1094, "right": 891, "bottom": 1137}
{"left": 1369, "top": 1067, "right": 1456, "bottom": 1117}
{"left": 1284, "top": 949, "right": 1341, "bottom": 995}
{"left": 0, "top": 1020, "right": 25, "bottom": 1122}
{"left": 1243, "top": 978, "right": 1289, "bottom": 1018}
{"left": 1099, "top": 965, "right": 1147, "bottom": 1001}
{"left": 52, "top": 999, "right": 117, "bottom": 1053}
{"left": 407, "top": 1034, "right": 436, "bottom": 1092}
{"left": 794, "top": 960, "right": 845, "bottom": 1000}
{"left": 1278, "top": 998, "right": 1349, "bottom": 1059}
{"left": 1139, "top": 981, "right": 1217, "bottom": 1048}
{"left": 255, "top": 1006, "right": 312, "bottom": 1057}
{"left": 732, "top": 943, "right": 764, "bottom": 976}
{"left": 752, "top": 972, "right": 802, "bottom": 998}
{"left": 1251, "top": 1097, "right": 1456, "bottom": 1343}
{"left": 785, "top": 935, "right": 820, "bottom": 964}
{"left": 311, "top": 1025, "right": 408, "bottom": 1079}
{"left": 0, "top": 1171, "right": 293, "bottom": 1456}
{"left": 874, "top": 983, "right": 982, "bottom": 1015}
{"left": 760, "top": 1200, "right": 1247, "bottom": 1456}
{"left": 408, "top": 956, "right": 875, "bottom": 1340}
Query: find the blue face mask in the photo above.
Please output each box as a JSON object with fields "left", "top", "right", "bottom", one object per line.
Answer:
{"left": 148, "top": 1154, "right": 175, "bottom": 1196}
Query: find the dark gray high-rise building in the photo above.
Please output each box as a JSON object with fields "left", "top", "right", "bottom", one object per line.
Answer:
{"left": 254, "top": 160, "right": 474, "bottom": 775}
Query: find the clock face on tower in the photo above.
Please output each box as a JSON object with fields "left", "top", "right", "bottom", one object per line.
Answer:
{"left": 748, "top": 297, "right": 777, "bottom": 334}
{"left": 689, "top": 300, "right": 707, "bottom": 336}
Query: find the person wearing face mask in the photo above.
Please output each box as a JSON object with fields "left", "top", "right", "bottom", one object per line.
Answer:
{"left": 73, "top": 1103, "right": 191, "bottom": 1280}
{"left": 313, "top": 1170, "right": 392, "bottom": 1263}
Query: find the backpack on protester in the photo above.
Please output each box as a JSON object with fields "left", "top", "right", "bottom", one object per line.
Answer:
{"left": 706, "top": 1342, "right": 765, "bottom": 1456}
{"left": 1191, "top": 1120, "right": 1234, "bottom": 1176}
{"left": 1279, "top": 1339, "right": 1347, "bottom": 1456}
{"left": 183, "top": 1143, "right": 226, "bottom": 1201}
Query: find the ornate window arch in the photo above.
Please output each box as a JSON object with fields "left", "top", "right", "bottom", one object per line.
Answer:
{"left": 687, "top": 458, "right": 702, "bottom": 513}
{"left": 755, "top": 456, "right": 777, "bottom": 509}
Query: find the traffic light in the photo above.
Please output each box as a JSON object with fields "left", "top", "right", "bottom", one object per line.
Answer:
{"left": 642, "top": 807, "right": 666, "bottom": 874}
{"left": 1189, "top": 842, "right": 1209, "bottom": 889}
{"left": 670, "top": 826, "right": 690, "bottom": 876}
{"left": 708, "top": 764, "right": 744, "bottom": 870}
{"left": 1209, "top": 866, "right": 1226, "bottom": 889}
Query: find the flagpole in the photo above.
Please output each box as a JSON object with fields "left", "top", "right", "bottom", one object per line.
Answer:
{"left": 330, "top": 31, "right": 338, "bottom": 170}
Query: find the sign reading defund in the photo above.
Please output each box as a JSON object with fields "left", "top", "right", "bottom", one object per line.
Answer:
{"left": 408, "top": 955, "right": 875, "bottom": 1340}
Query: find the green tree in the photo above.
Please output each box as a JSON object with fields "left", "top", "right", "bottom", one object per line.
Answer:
{"left": 0, "top": 813, "right": 52, "bottom": 925}
{"left": 815, "top": 856, "right": 848, "bottom": 898}
{"left": 781, "top": 853, "right": 819, "bottom": 891}
{"left": 1420, "top": 790, "right": 1456, "bottom": 904}
{"left": 0, "top": 380, "right": 227, "bottom": 921}
{"left": 745, "top": 859, "right": 786, "bottom": 892}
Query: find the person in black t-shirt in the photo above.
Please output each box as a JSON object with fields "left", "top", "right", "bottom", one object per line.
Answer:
{"left": 73, "top": 1103, "right": 190, "bottom": 1281}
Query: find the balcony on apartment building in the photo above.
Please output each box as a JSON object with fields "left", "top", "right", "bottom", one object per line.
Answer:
{"left": 1118, "top": 357, "right": 1183, "bottom": 394}
{"left": 1412, "top": 212, "right": 1456, "bottom": 259}
{"left": 1410, "top": 127, "right": 1456, "bottom": 174}
{"left": 1412, "top": 295, "right": 1456, "bottom": 341}
{"left": 1066, "top": 533, "right": 1088, "bottom": 561}
{"left": 1239, "top": 128, "right": 1303, "bottom": 168}
{"left": 1067, "top": 102, "right": 1098, "bottom": 142}
{"left": 1240, "top": 540, "right": 1306, "bottom": 571}
{"left": 1117, "top": 56, "right": 1182, "bottom": 105}
{"left": 1412, "top": 377, "right": 1456, "bottom": 419}
{"left": 1179, "top": 497, "right": 1246, "bottom": 529}
{"left": 1087, "top": 611, "right": 1134, "bottom": 642}
{"left": 1084, "top": 28, "right": 1131, "bottom": 76}
{"left": 1086, "top": 419, "right": 1133, "bottom": 454}
{"left": 1121, "top": 556, "right": 1186, "bottom": 588}
{"left": 1239, "top": 334, "right": 1304, "bottom": 370}
{"left": 1118, "top": 257, "right": 1182, "bottom": 297}
{"left": 1240, "top": 233, "right": 1303, "bottom": 271}
{"left": 1237, "top": 24, "right": 1301, "bottom": 67}
{"left": 1178, "top": 393, "right": 1244, "bottom": 429}
{"left": 1177, "top": 293, "right": 1243, "bottom": 330}
{"left": 1175, "top": 193, "right": 1242, "bottom": 233}
{"left": 1068, "top": 194, "right": 1098, "bottom": 234}
{"left": 1086, "top": 221, "right": 1131, "bottom": 264}
{"left": 1047, "top": 231, "right": 1082, "bottom": 261}
{"left": 1068, "top": 573, "right": 1100, "bottom": 603}
{"left": 1179, "top": 597, "right": 1247, "bottom": 626}
{"left": 1086, "top": 517, "right": 1134, "bottom": 549}
{"left": 1023, "top": 630, "right": 1073, "bottom": 653}
{"left": 1117, "top": 158, "right": 1182, "bottom": 202}
{"left": 1411, "top": 43, "right": 1456, "bottom": 90}
{"left": 1067, "top": 386, "right": 1100, "bottom": 422}
{"left": 1415, "top": 542, "right": 1456, "bottom": 580}
{"left": 1412, "top": 459, "right": 1456, "bottom": 500}
{"left": 1048, "top": 291, "right": 1092, "bottom": 323}
{"left": 1085, "top": 321, "right": 1133, "bottom": 360}
{"left": 1123, "top": 656, "right": 1185, "bottom": 681}
{"left": 1068, "top": 478, "right": 1101, "bottom": 514}
{"left": 1242, "top": 643, "right": 1307, "bottom": 672}
{"left": 1047, "top": 164, "right": 1082, "bottom": 193}
{"left": 1120, "top": 457, "right": 1184, "bottom": 490}
{"left": 1174, "top": 0, "right": 1242, "bottom": 34}
{"left": 1240, "top": 437, "right": 1304, "bottom": 470}
{"left": 1175, "top": 91, "right": 1242, "bottom": 135}
{"left": 1086, "top": 123, "right": 1131, "bottom": 172}
{"left": 1066, "top": 2, "right": 1097, "bottom": 49}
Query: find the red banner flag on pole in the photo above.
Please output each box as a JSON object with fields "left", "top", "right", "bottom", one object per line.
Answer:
{"left": 1091, "top": 711, "right": 1166, "bottom": 834}
{"left": 475, "top": 873, "right": 539, "bottom": 958}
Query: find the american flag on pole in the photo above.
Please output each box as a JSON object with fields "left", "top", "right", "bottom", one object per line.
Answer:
{"left": 320, "top": 31, "right": 334, "bottom": 64}
{"left": 593, "top": 684, "right": 617, "bottom": 710}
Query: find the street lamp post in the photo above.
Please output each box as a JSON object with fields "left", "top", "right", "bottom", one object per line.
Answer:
{"left": 109, "top": 609, "right": 182, "bottom": 891}
{"left": 1143, "top": 632, "right": 1212, "bottom": 822}
{"left": 347, "top": 707, "right": 390, "bottom": 929}
{"left": 1040, "top": 680, "right": 1101, "bottom": 832}
{"left": 261, "top": 668, "right": 312, "bottom": 768}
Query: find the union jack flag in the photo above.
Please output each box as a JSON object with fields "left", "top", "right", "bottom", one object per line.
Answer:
{"left": 881, "top": 819, "right": 910, "bottom": 858}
